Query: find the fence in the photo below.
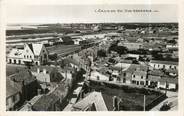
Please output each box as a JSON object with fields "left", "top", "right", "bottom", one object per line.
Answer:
{"left": 145, "top": 93, "right": 167, "bottom": 111}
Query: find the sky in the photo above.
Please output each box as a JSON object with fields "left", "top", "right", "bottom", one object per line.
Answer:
{"left": 6, "top": 4, "right": 178, "bottom": 24}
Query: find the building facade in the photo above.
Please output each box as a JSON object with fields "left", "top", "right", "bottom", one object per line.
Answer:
{"left": 7, "top": 43, "right": 49, "bottom": 65}
{"left": 149, "top": 60, "right": 178, "bottom": 70}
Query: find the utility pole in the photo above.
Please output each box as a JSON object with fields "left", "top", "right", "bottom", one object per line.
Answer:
{"left": 143, "top": 95, "right": 146, "bottom": 111}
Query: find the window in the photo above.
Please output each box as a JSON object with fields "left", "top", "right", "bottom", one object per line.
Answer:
{"left": 132, "top": 80, "right": 136, "bottom": 84}
{"left": 14, "top": 59, "right": 16, "bottom": 64}
{"left": 169, "top": 65, "right": 172, "bottom": 69}
{"left": 124, "top": 73, "right": 126, "bottom": 77}
{"left": 9, "top": 59, "right": 12, "bottom": 63}
{"left": 24, "top": 55, "right": 26, "bottom": 58}
{"left": 27, "top": 55, "right": 29, "bottom": 59}
{"left": 133, "top": 75, "right": 135, "bottom": 78}
{"left": 141, "top": 76, "right": 143, "bottom": 79}
{"left": 6, "top": 99, "right": 9, "bottom": 106}
{"left": 140, "top": 81, "right": 144, "bottom": 85}
{"left": 158, "top": 65, "right": 160, "bottom": 68}
{"left": 30, "top": 56, "right": 32, "bottom": 59}
{"left": 44, "top": 54, "right": 47, "bottom": 58}
{"left": 146, "top": 81, "right": 148, "bottom": 85}
{"left": 163, "top": 65, "right": 165, "bottom": 69}
{"left": 18, "top": 60, "right": 21, "bottom": 64}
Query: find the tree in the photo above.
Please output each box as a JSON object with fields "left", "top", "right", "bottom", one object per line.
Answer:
{"left": 108, "top": 42, "right": 128, "bottom": 56}
{"left": 115, "top": 46, "right": 128, "bottom": 55}
{"left": 151, "top": 50, "right": 163, "bottom": 60}
{"left": 160, "top": 103, "right": 171, "bottom": 111}
{"left": 108, "top": 58, "right": 116, "bottom": 64}
{"left": 50, "top": 68, "right": 64, "bottom": 82}
{"left": 49, "top": 53, "right": 58, "bottom": 61}
{"left": 97, "top": 49, "right": 107, "bottom": 57}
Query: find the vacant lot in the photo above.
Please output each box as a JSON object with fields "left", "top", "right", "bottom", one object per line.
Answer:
{"left": 85, "top": 80, "right": 166, "bottom": 111}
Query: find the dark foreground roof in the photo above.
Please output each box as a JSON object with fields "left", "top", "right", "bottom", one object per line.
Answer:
{"left": 9, "top": 69, "right": 36, "bottom": 85}
{"left": 6, "top": 78, "right": 20, "bottom": 98}
{"left": 32, "top": 94, "right": 59, "bottom": 111}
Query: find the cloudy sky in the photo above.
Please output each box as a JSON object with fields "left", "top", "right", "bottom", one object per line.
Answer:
{"left": 6, "top": 4, "right": 178, "bottom": 24}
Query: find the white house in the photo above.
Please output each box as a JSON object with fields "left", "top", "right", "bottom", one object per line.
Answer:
{"left": 157, "top": 77, "right": 178, "bottom": 90}
{"left": 149, "top": 60, "right": 178, "bottom": 70}
{"left": 131, "top": 71, "right": 147, "bottom": 86}
{"left": 166, "top": 44, "right": 178, "bottom": 49}
{"left": 7, "top": 43, "right": 49, "bottom": 65}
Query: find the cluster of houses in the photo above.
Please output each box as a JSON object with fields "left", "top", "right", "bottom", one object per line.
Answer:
{"left": 6, "top": 23, "right": 178, "bottom": 111}
{"left": 88, "top": 59, "right": 178, "bottom": 91}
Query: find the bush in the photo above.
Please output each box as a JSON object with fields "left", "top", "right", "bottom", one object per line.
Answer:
{"left": 160, "top": 104, "right": 171, "bottom": 111}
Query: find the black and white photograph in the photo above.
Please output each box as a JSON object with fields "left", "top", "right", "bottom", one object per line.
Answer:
{"left": 2, "top": 1, "right": 181, "bottom": 113}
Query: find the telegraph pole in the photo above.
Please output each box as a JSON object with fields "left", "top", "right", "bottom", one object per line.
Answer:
{"left": 143, "top": 95, "right": 146, "bottom": 111}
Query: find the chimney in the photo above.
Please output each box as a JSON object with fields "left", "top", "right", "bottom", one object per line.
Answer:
{"left": 37, "top": 68, "right": 40, "bottom": 73}
{"left": 43, "top": 69, "right": 46, "bottom": 74}
{"left": 113, "top": 96, "right": 118, "bottom": 111}
{"left": 37, "top": 89, "right": 41, "bottom": 95}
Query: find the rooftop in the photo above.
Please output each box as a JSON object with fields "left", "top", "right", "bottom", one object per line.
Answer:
{"left": 8, "top": 48, "right": 24, "bottom": 58}
{"left": 9, "top": 69, "right": 36, "bottom": 85}
{"left": 28, "top": 43, "right": 45, "bottom": 56}
{"left": 150, "top": 60, "right": 178, "bottom": 65}
{"left": 32, "top": 93, "right": 60, "bottom": 111}
{"left": 72, "top": 91, "right": 108, "bottom": 111}
{"left": 6, "top": 78, "right": 20, "bottom": 98}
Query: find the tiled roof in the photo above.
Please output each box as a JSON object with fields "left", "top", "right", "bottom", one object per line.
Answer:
{"left": 132, "top": 71, "right": 147, "bottom": 77}
{"left": 150, "top": 60, "right": 178, "bottom": 65}
{"left": 148, "top": 69, "right": 164, "bottom": 76}
{"left": 8, "top": 48, "right": 24, "bottom": 58}
{"left": 159, "top": 77, "right": 178, "bottom": 84}
{"left": 73, "top": 91, "right": 108, "bottom": 111}
{"left": 101, "top": 93, "right": 114, "bottom": 111}
{"left": 9, "top": 69, "right": 36, "bottom": 85}
{"left": 52, "top": 84, "right": 68, "bottom": 99}
{"left": 32, "top": 93, "right": 59, "bottom": 111}
{"left": 126, "top": 64, "right": 148, "bottom": 73}
{"left": 147, "top": 75, "right": 161, "bottom": 82}
{"left": 6, "top": 78, "right": 20, "bottom": 98}
{"left": 28, "top": 43, "right": 44, "bottom": 56}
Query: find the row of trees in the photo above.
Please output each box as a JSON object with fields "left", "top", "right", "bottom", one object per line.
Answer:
{"left": 108, "top": 41, "right": 128, "bottom": 56}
